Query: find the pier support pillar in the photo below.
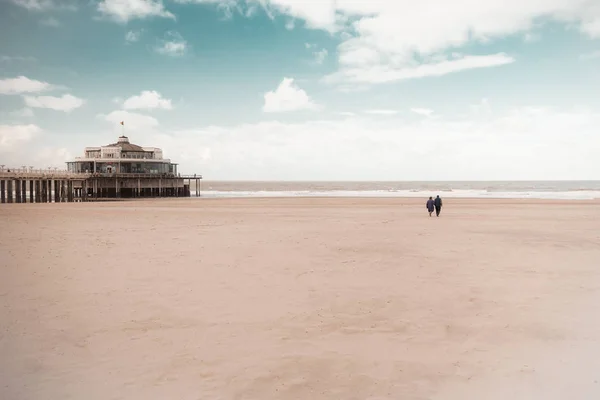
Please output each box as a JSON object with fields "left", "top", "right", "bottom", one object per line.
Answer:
{"left": 29, "top": 180, "right": 34, "bottom": 203}
{"left": 41, "top": 180, "right": 47, "bottom": 203}
{"left": 47, "top": 180, "right": 52, "bottom": 203}
{"left": 15, "top": 180, "right": 22, "bottom": 203}
{"left": 54, "top": 180, "right": 59, "bottom": 203}
{"left": 21, "top": 180, "right": 27, "bottom": 203}
{"left": 82, "top": 181, "right": 87, "bottom": 202}
{"left": 0, "top": 180, "right": 5, "bottom": 204}
{"left": 66, "top": 180, "right": 70, "bottom": 202}
{"left": 34, "top": 181, "right": 40, "bottom": 203}
{"left": 6, "top": 179, "right": 13, "bottom": 203}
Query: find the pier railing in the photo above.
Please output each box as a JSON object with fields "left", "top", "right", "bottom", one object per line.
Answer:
{"left": 0, "top": 168, "right": 202, "bottom": 180}
{"left": 0, "top": 169, "right": 90, "bottom": 180}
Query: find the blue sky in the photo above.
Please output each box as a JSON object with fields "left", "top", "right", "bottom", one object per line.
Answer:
{"left": 1, "top": 0, "right": 600, "bottom": 180}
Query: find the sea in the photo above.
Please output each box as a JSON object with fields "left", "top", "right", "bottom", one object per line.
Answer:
{"left": 196, "top": 181, "right": 600, "bottom": 200}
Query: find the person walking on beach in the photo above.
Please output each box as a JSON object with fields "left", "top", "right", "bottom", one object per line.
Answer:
{"left": 434, "top": 195, "right": 443, "bottom": 217}
{"left": 426, "top": 196, "right": 435, "bottom": 217}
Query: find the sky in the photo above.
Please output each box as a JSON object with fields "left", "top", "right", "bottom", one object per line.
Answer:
{"left": 1, "top": 0, "right": 599, "bottom": 180}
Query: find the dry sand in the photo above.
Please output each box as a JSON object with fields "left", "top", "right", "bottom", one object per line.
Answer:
{"left": 1, "top": 198, "right": 600, "bottom": 399}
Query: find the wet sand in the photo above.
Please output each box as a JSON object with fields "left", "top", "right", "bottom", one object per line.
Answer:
{"left": 1, "top": 198, "right": 600, "bottom": 399}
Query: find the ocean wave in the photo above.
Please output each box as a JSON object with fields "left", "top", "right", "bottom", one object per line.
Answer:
{"left": 193, "top": 189, "right": 600, "bottom": 200}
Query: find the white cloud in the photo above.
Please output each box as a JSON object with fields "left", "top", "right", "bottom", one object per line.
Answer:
{"left": 24, "top": 94, "right": 84, "bottom": 112}
{"left": 40, "top": 17, "right": 61, "bottom": 27}
{"left": 97, "top": 0, "right": 174, "bottom": 23}
{"left": 323, "top": 53, "right": 516, "bottom": 85}
{"left": 314, "top": 48, "right": 328, "bottom": 64}
{"left": 36, "top": 146, "right": 72, "bottom": 168}
{"left": 0, "top": 124, "right": 40, "bottom": 152}
{"left": 122, "top": 90, "right": 173, "bottom": 110}
{"left": 173, "top": 0, "right": 240, "bottom": 15}
{"left": 10, "top": 108, "right": 35, "bottom": 118}
{"left": 155, "top": 31, "right": 188, "bottom": 56}
{"left": 10, "top": 0, "right": 76, "bottom": 11}
{"left": 263, "top": 78, "right": 319, "bottom": 113}
{"left": 0, "top": 124, "right": 73, "bottom": 168}
{"left": 11, "top": 0, "right": 53, "bottom": 10}
{"left": 151, "top": 106, "right": 600, "bottom": 180}
{"left": 469, "top": 98, "right": 493, "bottom": 118}
{"left": 0, "top": 76, "right": 56, "bottom": 95}
{"left": 580, "top": 50, "right": 600, "bottom": 60}
{"left": 254, "top": 0, "right": 600, "bottom": 39}
{"left": 305, "top": 43, "right": 328, "bottom": 64}
{"left": 0, "top": 55, "right": 37, "bottom": 63}
{"left": 337, "top": 111, "right": 356, "bottom": 116}
{"left": 262, "top": 1, "right": 340, "bottom": 31}
{"left": 190, "top": 0, "right": 600, "bottom": 85}
{"left": 410, "top": 108, "right": 434, "bottom": 117}
{"left": 125, "top": 30, "right": 142, "bottom": 43}
{"left": 102, "top": 110, "right": 159, "bottom": 130}
{"left": 336, "top": 84, "right": 371, "bottom": 93}
{"left": 580, "top": 17, "right": 600, "bottom": 38}
{"left": 364, "top": 109, "right": 398, "bottom": 115}
{"left": 524, "top": 32, "right": 541, "bottom": 43}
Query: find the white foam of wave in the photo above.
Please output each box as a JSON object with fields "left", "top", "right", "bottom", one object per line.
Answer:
{"left": 194, "top": 190, "right": 600, "bottom": 200}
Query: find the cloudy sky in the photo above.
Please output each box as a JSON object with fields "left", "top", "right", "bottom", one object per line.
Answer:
{"left": 1, "top": 0, "right": 599, "bottom": 180}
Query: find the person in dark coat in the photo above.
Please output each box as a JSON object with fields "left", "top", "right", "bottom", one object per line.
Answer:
{"left": 426, "top": 196, "right": 435, "bottom": 217}
{"left": 434, "top": 195, "right": 443, "bottom": 217}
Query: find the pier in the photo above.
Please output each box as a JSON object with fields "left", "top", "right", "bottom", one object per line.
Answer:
{"left": 0, "top": 169, "right": 202, "bottom": 204}
{"left": 0, "top": 169, "right": 88, "bottom": 204}
{"left": 0, "top": 135, "right": 202, "bottom": 204}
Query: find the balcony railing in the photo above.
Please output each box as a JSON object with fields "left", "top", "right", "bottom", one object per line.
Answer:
{"left": 86, "top": 172, "right": 176, "bottom": 178}
{"left": 76, "top": 155, "right": 166, "bottom": 160}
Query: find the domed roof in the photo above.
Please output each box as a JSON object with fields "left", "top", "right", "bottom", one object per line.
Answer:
{"left": 106, "top": 136, "right": 144, "bottom": 152}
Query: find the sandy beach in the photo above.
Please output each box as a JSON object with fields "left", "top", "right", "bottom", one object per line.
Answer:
{"left": 1, "top": 197, "right": 600, "bottom": 400}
